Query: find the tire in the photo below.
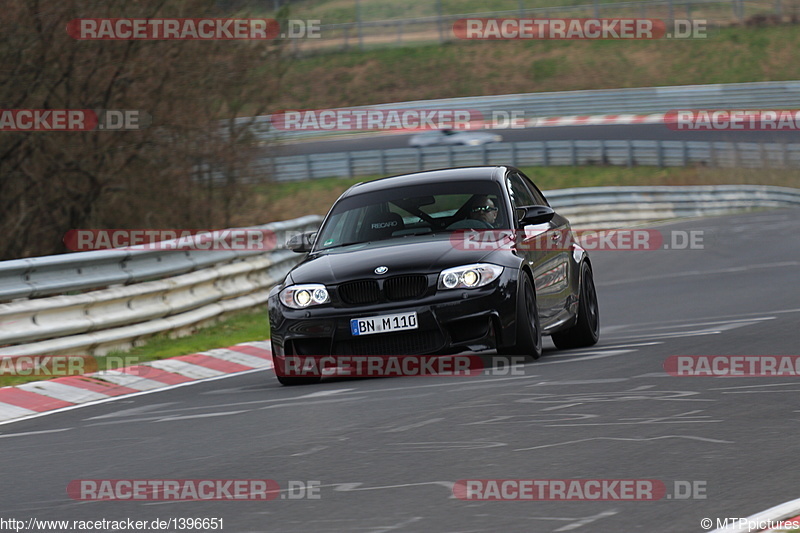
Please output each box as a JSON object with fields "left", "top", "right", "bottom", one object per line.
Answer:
{"left": 551, "top": 262, "right": 600, "bottom": 350}
{"left": 509, "top": 272, "right": 542, "bottom": 359}
{"left": 272, "top": 340, "right": 322, "bottom": 386}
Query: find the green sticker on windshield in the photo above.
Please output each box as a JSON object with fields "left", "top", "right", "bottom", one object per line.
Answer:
{"left": 324, "top": 239, "right": 334, "bottom": 246}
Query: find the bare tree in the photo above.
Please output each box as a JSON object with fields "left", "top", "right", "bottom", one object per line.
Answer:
{"left": 0, "top": 0, "right": 288, "bottom": 259}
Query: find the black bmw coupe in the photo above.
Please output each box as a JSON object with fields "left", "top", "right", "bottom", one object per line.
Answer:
{"left": 268, "top": 166, "right": 599, "bottom": 385}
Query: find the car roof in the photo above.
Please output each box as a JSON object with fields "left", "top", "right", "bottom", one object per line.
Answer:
{"left": 342, "top": 166, "right": 513, "bottom": 197}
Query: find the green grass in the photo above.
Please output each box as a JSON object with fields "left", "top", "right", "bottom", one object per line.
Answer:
{"left": 262, "top": 0, "right": 742, "bottom": 24}
{"left": 278, "top": 24, "right": 800, "bottom": 109}
{"left": 519, "top": 166, "right": 707, "bottom": 190}
{"left": 267, "top": 165, "right": 800, "bottom": 198}
{"left": 0, "top": 308, "right": 270, "bottom": 388}
{"left": 239, "top": 164, "right": 800, "bottom": 227}
{"left": 254, "top": 175, "right": 363, "bottom": 201}
{"left": 117, "top": 308, "right": 270, "bottom": 361}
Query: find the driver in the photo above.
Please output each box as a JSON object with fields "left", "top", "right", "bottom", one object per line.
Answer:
{"left": 468, "top": 195, "right": 498, "bottom": 228}
{"left": 448, "top": 195, "right": 498, "bottom": 229}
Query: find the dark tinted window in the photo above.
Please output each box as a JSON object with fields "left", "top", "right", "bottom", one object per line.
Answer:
{"left": 506, "top": 173, "right": 536, "bottom": 208}
{"left": 507, "top": 172, "right": 548, "bottom": 206}
{"left": 315, "top": 180, "right": 506, "bottom": 250}
{"left": 522, "top": 174, "right": 549, "bottom": 206}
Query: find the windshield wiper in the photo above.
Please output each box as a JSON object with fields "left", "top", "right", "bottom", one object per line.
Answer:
{"left": 316, "top": 241, "right": 366, "bottom": 251}
{"left": 317, "top": 231, "right": 448, "bottom": 251}
{"left": 400, "top": 229, "right": 449, "bottom": 237}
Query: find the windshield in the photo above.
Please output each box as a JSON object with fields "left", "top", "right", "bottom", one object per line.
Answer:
{"left": 314, "top": 181, "right": 507, "bottom": 251}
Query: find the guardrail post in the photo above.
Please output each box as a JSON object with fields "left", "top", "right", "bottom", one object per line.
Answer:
{"left": 626, "top": 140, "right": 633, "bottom": 167}
{"left": 760, "top": 143, "right": 767, "bottom": 168}
{"left": 657, "top": 140, "right": 664, "bottom": 167}
{"left": 510, "top": 142, "right": 517, "bottom": 166}
{"left": 356, "top": 0, "right": 364, "bottom": 51}
{"left": 447, "top": 144, "right": 454, "bottom": 167}
{"left": 268, "top": 156, "right": 276, "bottom": 182}
{"left": 782, "top": 143, "right": 788, "bottom": 169}
{"left": 379, "top": 149, "right": 386, "bottom": 175}
{"left": 346, "top": 152, "right": 353, "bottom": 178}
{"left": 734, "top": 142, "right": 741, "bottom": 167}
{"left": 416, "top": 148, "right": 422, "bottom": 171}
{"left": 436, "top": 0, "right": 444, "bottom": 43}
{"left": 397, "top": 21, "right": 403, "bottom": 43}
{"left": 305, "top": 154, "right": 313, "bottom": 179}
{"left": 570, "top": 140, "right": 577, "bottom": 166}
{"left": 482, "top": 143, "right": 488, "bottom": 165}
{"left": 682, "top": 141, "right": 688, "bottom": 166}
{"left": 710, "top": 142, "right": 718, "bottom": 167}
{"left": 543, "top": 142, "right": 549, "bottom": 166}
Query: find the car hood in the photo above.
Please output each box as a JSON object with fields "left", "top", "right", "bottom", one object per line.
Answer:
{"left": 288, "top": 235, "right": 505, "bottom": 285}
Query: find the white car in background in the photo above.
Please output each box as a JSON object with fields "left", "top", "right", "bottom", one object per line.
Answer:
{"left": 408, "top": 129, "right": 503, "bottom": 147}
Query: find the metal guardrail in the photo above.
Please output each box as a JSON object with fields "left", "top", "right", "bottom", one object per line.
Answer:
{"left": 1, "top": 186, "right": 799, "bottom": 358}
{"left": 0, "top": 217, "right": 320, "bottom": 302}
{"left": 246, "top": 80, "right": 800, "bottom": 143}
{"left": 0, "top": 216, "right": 323, "bottom": 356}
{"left": 258, "top": 139, "right": 800, "bottom": 182}
{"left": 546, "top": 185, "right": 800, "bottom": 226}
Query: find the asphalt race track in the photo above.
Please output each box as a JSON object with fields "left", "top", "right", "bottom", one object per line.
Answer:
{"left": 272, "top": 124, "right": 800, "bottom": 156}
{"left": 1, "top": 209, "right": 799, "bottom": 532}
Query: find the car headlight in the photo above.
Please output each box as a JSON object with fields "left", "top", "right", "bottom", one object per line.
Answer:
{"left": 280, "top": 284, "right": 330, "bottom": 309}
{"left": 438, "top": 264, "right": 504, "bottom": 290}
{"left": 467, "top": 139, "right": 482, "bottom": 145}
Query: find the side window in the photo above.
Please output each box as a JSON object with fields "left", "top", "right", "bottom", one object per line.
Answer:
{"left": 522, "top": 175, "right": 549, "bottom": 206}
{"left": 506, "top": 173, "right": 536, "bottom": 209}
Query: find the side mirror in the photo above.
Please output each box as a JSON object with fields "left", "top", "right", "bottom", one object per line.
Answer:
{"left": 516, "top": 205, "right": 555, "bottom": 226}
{"left": 286, "top": 231, "right": 316, "bottom": 253}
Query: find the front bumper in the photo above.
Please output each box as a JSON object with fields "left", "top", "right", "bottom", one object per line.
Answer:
{"left": 268, "top": 270, "right": 518, "bottom": 359}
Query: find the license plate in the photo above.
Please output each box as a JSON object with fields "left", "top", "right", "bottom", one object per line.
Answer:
{"left": 350, "top": 312, "right": 418, "bottom": 336}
